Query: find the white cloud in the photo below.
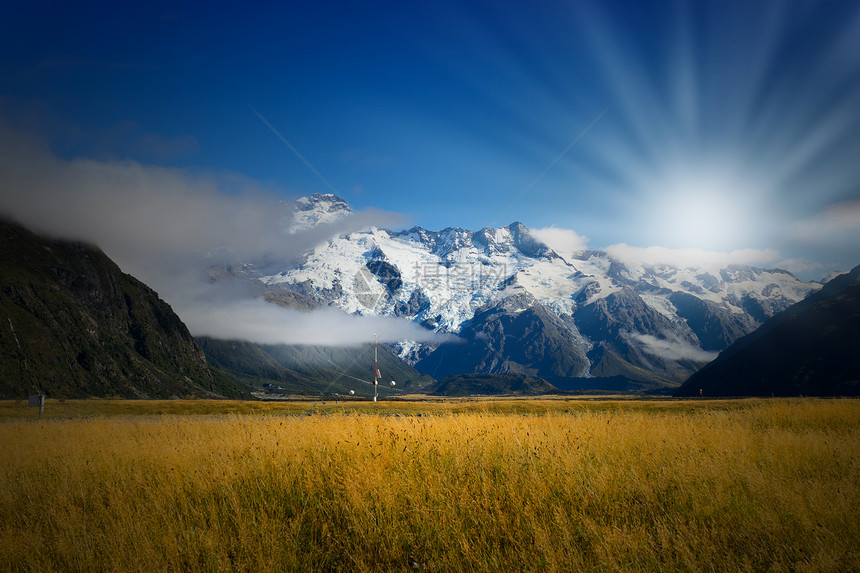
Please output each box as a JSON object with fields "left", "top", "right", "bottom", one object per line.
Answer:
{"left": 0, "top": 126, "right": 404, "bottom": 277}
{"left": 530, "top": 226, "right": 589, "bottom": 260}
{"left": 624, "top": 332, "right": 718, "bottom": 363}
{"left": 183, "top": 298, "right": 450, "bottom": 346}
{"left": 0, "top": 123, "right": 417, "bottom": 346}
{"left": 604, "top": 243, "right": 781, "bottom": 269}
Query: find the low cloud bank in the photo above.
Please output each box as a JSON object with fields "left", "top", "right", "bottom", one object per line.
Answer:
{"left": 531, "top": 224, "right": 834, "bottom": 281}
{"left": 604, "top": 243, "right": 781, "bottom": 270}
{"left": 185, "top": 298, "right": 451, "bottom": 346}
{"left": 0, "top": 123, "right": 428, "bottom": 346}
{"left": 0, "top": 125, "right": 403, "bottom": 276}
{"left": 624, "top": 331, "right": 718, "bottom": 363}
{"left": 532, "top": 224, "right": 787, "bottom": 271}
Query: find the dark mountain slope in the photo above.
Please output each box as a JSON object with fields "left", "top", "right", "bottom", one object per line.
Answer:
{"left": 415, "top": 292, "right": 591, "bottom": 384}
{"left": 0, "top": 219, "right": 248, "bottom": 399}
{"left": 575, "top": 287, "right": 705, "bottom": 383}
{"left": 675, "top": 265, "right": 860, "bottom": 397}
{"left": 429, "top": 373, "right": 557, "bottom": 397}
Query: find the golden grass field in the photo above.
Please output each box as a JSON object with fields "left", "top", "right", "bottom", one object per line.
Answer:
{"left": 1, "top": 398, "right": 858, "bottom": 571}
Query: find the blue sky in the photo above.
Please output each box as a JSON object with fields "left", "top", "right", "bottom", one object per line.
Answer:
{"left": 2, "top": 0, "right": 860, "bottom": 280}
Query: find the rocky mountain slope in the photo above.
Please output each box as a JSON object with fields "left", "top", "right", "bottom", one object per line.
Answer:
{"left": 675, "top": 265, "right": 860, "bottom": 397}
{"left": 256, "top": 194, "right": 819, "bottom": 391}
{"left": 0, "top": 219, "right": 248, "bottom": 399}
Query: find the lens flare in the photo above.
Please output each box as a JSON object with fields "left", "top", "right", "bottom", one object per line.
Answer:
{"left": 567, "top": 0, "right": 860, "bottom": 269}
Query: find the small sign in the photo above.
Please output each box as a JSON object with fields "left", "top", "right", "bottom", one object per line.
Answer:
{"left": 28, "top": 394, "right": 45, "bottom": 415}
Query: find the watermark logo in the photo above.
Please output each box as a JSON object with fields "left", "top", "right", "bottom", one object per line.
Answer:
{"left": 353, "top": 267, "right": 387, "bottom": 311}
{"left": 355, "top": 260, "right": 510, "bottom": 312}
{"left": 412, "top": 261, "right": 509, "bottom": 292}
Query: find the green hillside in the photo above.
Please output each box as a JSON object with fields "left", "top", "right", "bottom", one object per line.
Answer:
{"left": 198, "top": 337, "right": 435, "bottom": 398}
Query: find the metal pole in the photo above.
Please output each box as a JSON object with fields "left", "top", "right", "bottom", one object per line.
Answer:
{"left": 373, "top": 332, "right": 378, "bottom": 403}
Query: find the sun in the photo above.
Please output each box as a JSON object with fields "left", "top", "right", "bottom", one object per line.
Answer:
{"left": 661, "top": 183, "right": 741, "bottom": 248}
{"left": 642, "top": 163, "right": 759, "bottom": 251}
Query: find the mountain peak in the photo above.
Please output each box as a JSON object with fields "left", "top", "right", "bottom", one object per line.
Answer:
{"left": 506, "top": 221, "right": 558, "bottom": 260}
{"left": 295, "top": 193, "right": 351, "bottom": 212}
{"left": 288, "top": 194, "right": 353, "bottom": 234}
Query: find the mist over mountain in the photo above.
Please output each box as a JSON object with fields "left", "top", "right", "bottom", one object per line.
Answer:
{"left": 0, "top": 219, "right": 248, "bottom": 399}
{"left": 0, "top": 129, "right": 419, "bottom": 349}
{"left": 675, "top": 265, "right": 860, "bottom": 397}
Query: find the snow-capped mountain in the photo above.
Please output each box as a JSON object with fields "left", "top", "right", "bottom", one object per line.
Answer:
{"left": 260, "top": 194, "right": 820, "bottom": 391}
{"left": 287, "top": 193, "right": 352, "bottom": 234}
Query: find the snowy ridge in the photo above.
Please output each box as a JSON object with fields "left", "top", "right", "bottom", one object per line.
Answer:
{"left": 263, "top": 225, "right": 815, "bottom": 333}
{"left": 258, "top": 195, "right": 821, "bottom": 386}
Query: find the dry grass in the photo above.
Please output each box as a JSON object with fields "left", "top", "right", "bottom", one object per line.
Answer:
{"left": 0, "top": 395, "right": 758, "bottom": 419}
{"left": 1, "top": 398, "right": 858, "bottom": 571}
